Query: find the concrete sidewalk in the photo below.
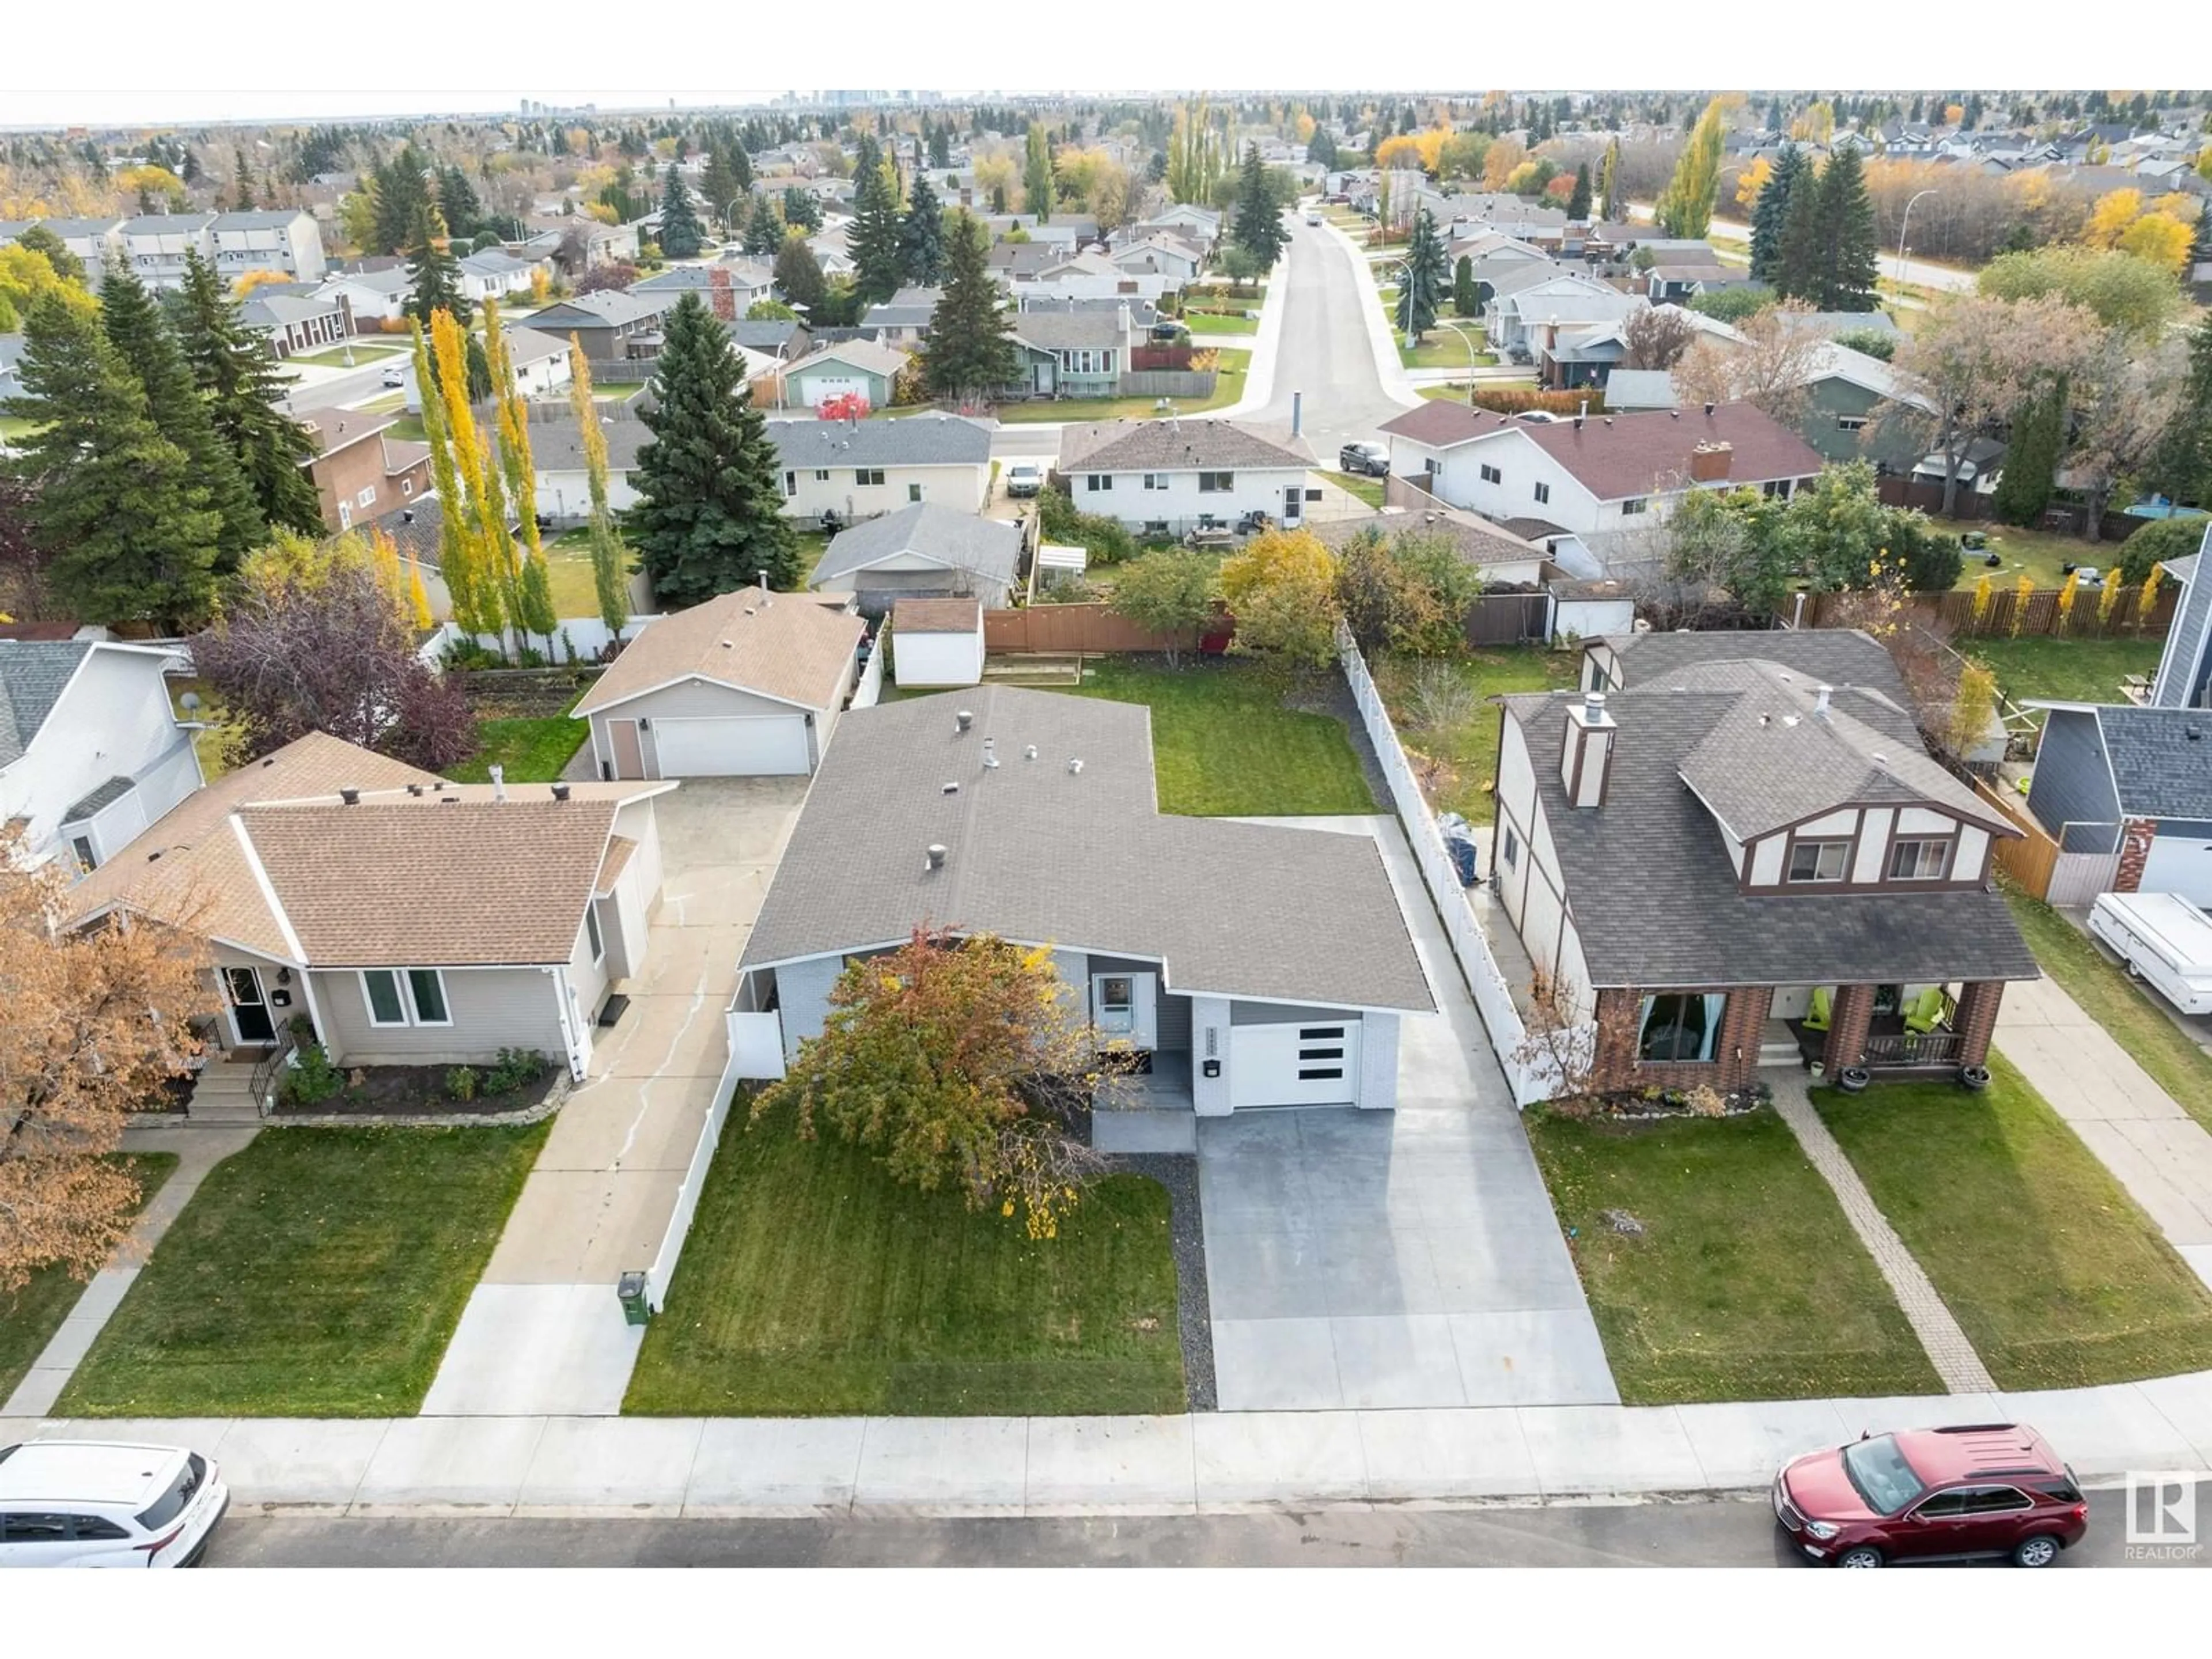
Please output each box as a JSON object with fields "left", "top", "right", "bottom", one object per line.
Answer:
{"left": 9, "top": 1368, "right": 2209, "bottom": 1517}
{"left": 1997, "top": 972, "right": 2212, "bottom": 1293}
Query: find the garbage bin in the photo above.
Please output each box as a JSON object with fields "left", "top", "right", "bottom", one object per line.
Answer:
{"left": 617, "top": 1270, "right": 653, "bottom": 1326}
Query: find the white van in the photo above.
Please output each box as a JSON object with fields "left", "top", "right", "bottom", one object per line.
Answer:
{"left": 2087, "top": 891, "right": 2212, "bottom": 1016}
{"left": 0, "top": 1441, "right": 229, "bottom": 1567}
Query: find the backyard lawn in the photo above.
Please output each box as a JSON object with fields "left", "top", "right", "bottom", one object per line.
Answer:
{"left": 994, "top": 360, "right": 1247, "bottom": 424}
{"left": 2005, "top": 887, "right": 2212, "bottom": 1135}
{"left": 626, "top": 1101, "right": 1185, "bottom": 1416}
{"left": 1372, "top": 645, "right": 1580, "bottom": 820}
{"left": 0, "top": 1154, "right": 177, "bottom": 1406}
{"left": 1965, "top": 635, "right": 2166, "bottom": 721}
{"left": 1528, "top": 1110, "right": 1940, "bottom": 1403}
{"left": 450, "top": 710, "right": 590, "bottom": 783}
{"left": 1948, "top": 524, "right": 2113, "bottom": 591}
{"left": 1815, "top": 1057, "right": 2212, "bottom": 1390}
{"left": 59, "top": 1125, "right": 547, "bottom": 1416}
{"left": 542, "top": 527, "right": 606, "bottom": 618}
{"left": 1065, "top": 656, "right": 1375, "bottom": 816}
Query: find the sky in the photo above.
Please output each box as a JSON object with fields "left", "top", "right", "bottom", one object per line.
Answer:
{"left": 1, "top": 6, "right": 2190, "bottom": 127}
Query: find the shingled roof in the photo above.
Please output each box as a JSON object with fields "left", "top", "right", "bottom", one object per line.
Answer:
{"left": 1382, "top": 403, "right": 1824, "bottom": 501}
{"left": 1056, "top": 419, "right": 1315, "bottom": 474}
{"left": 573, "top": 586, "right": 863, "bottom": 717}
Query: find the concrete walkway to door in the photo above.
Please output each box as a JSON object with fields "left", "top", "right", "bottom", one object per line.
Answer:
{"left": 1200, "top": 818, "right": 1616, "bottom": 1412}
{"left": 422, "top": 779, "right": 807, "bottom": 1417}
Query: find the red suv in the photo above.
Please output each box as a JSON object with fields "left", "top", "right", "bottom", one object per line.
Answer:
{"left": 1774, "top": 1423, "right": 2088, "bottom": 1569}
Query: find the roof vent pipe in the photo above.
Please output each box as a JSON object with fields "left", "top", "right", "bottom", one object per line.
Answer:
{"left": 955, "top": 710, "right": 974, "bottom": 733}
{"left": 339, "top": 787, "right": 360, "bottom": 805}
{"left": 551, "top": 783, "right": 570, "bottom": 802}
{"left": 982, "top": 738, "right": 999, "bottom": 768}
{"left": 1024, "top": 744, "right": 1038, "bottom": 760}
{"left": 756, "top": 570, "right": 770, "bottom": 601}
{"left": 1813, "top": 684, "right": 1832, "bottom": 715}
{"left": 1067, "top": 758, "right": 1084, "bottom": 775}
{"left": 925, "top": 843, "right": 948, "bottom": 872}
{"left": 489, "top": 764, "right": 506, "bottom": 802}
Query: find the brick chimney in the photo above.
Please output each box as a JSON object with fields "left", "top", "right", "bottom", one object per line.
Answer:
{"left": 1559, "top": 691, "right": 1616, "bottom": 808}
{"left": 1688, "top": 440, "right": 1734, "bottom": 483}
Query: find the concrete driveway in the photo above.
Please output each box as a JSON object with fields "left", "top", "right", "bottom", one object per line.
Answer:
{"left": 423, "top": 778, "right": 808, "bottom": 1416}
{"left": 1200, "top": 817, "right": 1616, "bottom": 1412}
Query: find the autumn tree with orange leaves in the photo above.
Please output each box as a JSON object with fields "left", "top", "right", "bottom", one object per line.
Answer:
{"left": 0, "top": 840, "right": 213, "bottom": 1291}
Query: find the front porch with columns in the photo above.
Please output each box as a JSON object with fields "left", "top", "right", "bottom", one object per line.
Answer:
{"left": 1783, "top": 979, "right": 2009, "bottom": 1079}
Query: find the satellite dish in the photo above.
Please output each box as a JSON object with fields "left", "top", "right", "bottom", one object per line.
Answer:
{"left": 179, "top": 691, "right": 202, "bottom": 713}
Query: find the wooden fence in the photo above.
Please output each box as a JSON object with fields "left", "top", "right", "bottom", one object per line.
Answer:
{"left": 983, "top": 601, "right": 1229, "bottom": 655}
{"left": 1798, "top": 582, "right": 2177, "bottom": 641}
{"left": 1873, "top": 478, "right": 2147, "bottom": 542}
{"left": 1974, "top": 778, "right": 2062, "bottom": 899}
{"left": 1464, "top": 592, "right": 1554, "bottom": 646}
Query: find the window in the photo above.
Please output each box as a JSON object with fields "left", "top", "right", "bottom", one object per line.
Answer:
{"left": 1501, "top": 825, "right": 1520, "bottom": 868}
{"left": 1533, "top": 481, "right": 1551, "bottom": 505}
{"left": 907, "top": 483, "right": 923, "bottom": 502}
{"left": 1479, "top": 463, "right": 1503, "bottom": 485}
{"left": 361, "top": 968, "right": 450, "bottom": 1027}
{"left": 1142, "top": 473, "right": 1169, "bottom": 491}
{"left": 401, "top": 478, "right": 414, "bottom": 496}
{"left": 1637, "top": 993, "right": 1721, "bottom": 1062}
{"left": 855, "top": 468, "right": 885, "bottom": 487}
{"left": 1085, "top": 474, "right": 1112, "bottom": 491}
{"left": 782, "top": 471, "right": 797, "bottom": 498}
{"left": 136, "top": 1455, "right": 204, "bottom": 1531}
{"left": 356, "top": 486, "right": 376, "bottom": 508}
{"left": 1787, "top": 839, "right": 1850, "bottom": 883}
{"left": 1836, "top": 415, "right": 1869, "bottom": 433}
{"left": 814, "top": 468, "right": 830, "bottom": 481}
{"left": 336, "top": 500, "right": 352, "bottom": 531}
{"left": 1143, "top": 520, "right": 1169, "bottom": 537}
{"left": 1841, "top": 1435, "right": 1929, "bottom": 1516}
{"left": 70, "top": 835, "right": 97, "bottom": 874}
{"left": 585, "top": 906, "right": 604, "bottom": 965}
{"left": 1888, "top": 838, "right": 1951, "bottom": 881}
{"left": 1198, "top": 471, "right": 1233, "bottom": 493}
{"left": 0, "top": 1513, "right": 73, "bottom": 1543}
{"left": 1956, "top": 1487, "right": 2033, "bottom": 1515}
{"left": 1620, "top": 497, "right": 1648, "bottom": 516}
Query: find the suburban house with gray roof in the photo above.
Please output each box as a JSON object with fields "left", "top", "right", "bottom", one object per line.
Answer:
{"left": 0, "top": 639, "right": 201, "bottom": 876}
{"left": 573, "top": 586, "right": 865, "bottom": 779}
{"left": 2149, "top": 533, "right": 2212, "bottom": 711}
{"left": 1007, "top": 306, "right": 1138, "bottom": 398}
{"left": 70, "top": 731, "right": 671, "bottom": 1081}
{"left": 2024, "top": 703, "right": 2212, "bottom": 907}
{"left": 1055, "top": 419, "right": 1317, "bottom": 537}
{"left": 1493, "top": 628, "right": 2036, "bottom": 1090}
{"left": 769, "top": 414, "right": 992, "bottom": 521}
{"left": 522, "top": 290, "right": 676, "bottom": 368}
{"left": 810, "top": 503, "right": 1023, "bottom": 615}
{"left": 727, "top": 688, "right": 1435, "bottom": 1115}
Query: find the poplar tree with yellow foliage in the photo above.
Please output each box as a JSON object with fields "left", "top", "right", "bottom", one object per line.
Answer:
{"left": 483, "top": 300, "right": 557, "bottom": 654}
{"left": 565, "top": 339, "right": 631, "bottom": 637}
{"left": 431, "top": 308, "right": 517, "bottom": 647}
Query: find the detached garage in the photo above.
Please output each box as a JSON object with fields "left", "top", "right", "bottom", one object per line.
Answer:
{"left": 2025, "top": 702, "right": 2212, "bottom": 907}
{"left": 574, "top": 584, "right": 865, "bottom": 780}
{"left": 892, "top": 597, "right": 984, "bottom": 689}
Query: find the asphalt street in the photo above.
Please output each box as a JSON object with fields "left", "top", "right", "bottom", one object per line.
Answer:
{"left": 203, "top": 1486, "right": 2207, "bottom": 1569}
{"left": 1245, "top": 217, "right": 1416, "bottom": 463}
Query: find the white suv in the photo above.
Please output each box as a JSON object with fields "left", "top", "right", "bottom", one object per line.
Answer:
{"left": 0, "top": 1441, "right": 229, "bottom": 1568}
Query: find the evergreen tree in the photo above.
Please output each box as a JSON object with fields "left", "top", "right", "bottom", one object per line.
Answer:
{"left": 404, "top": 202, "right": 470, "bottom": 327}
{"left": 1308, "top": 126, "right": 1338, "bottom": 172}
{"left": 370, "top": 143, "right": 431, "bottom": 256}
{"left": 626, "top": 294, "right": 798, "bottom": 605}
{"left": 898, "top": 173, "right": 946, "bottom": 286}
{"left": 2, "top": 296, "right": 221, "bottom": 627}
{"left": 170, "top": 251, "right": 322, "bottom": 535}
{"left": 1396, "top": 207, "right": 1447, "bottom": 341}
{"left": 98, "top": 258, "right": 262, "bottom": 571}
{"left": 438, "top": 164, "right": 482, "bottom": 241}
{"left": 658, "top": 172, "right": 706, "bottom": 259}
{"left": 1453, "top": 255, "right": 1478, "bottom": 317}
{"left": 1566, "top": 162, "right": 1592, "bottom": 221}
{"left": 1774, "top": 166, "right": 1825, "bottom": 305}
{"left": 743, "top": 199, "right": 784, "bottom": 256}
{"left": 780, "top": 186, "right": 822, "bottom": 233}
{"left": 848, "top": 160, "right": 906, "bottom": 306}
{"left": 772, "top": 233, "right": 827, "bottom": 316}
{"left": 928, "top": 123, "right": 952, "bottom": 169}
{"left": 1023, "top": 121, "right": 1054, "bottom": 221}
{"left": 1747, "top": 143, "right": 1804, "bottom": 285}
{"left": 701, "top": 147, "right": 744, "bottom": 230}
{"left": 2153, "top": 312, "right": 2212, "bottom": 507}
{"left": 1991, "top": 379, "right": 2065, "bottom": 527}
{"left": 1231, "top": 143, "right": 1289, "bottom": 271}
{"left": 1598, "top": 138, "right": 1622, "bottom": 222}
{"left": 1812, "top": 143, "right": 1880, "bottom": 310}
{"left": 923, "top": 211, "right": 1018, "bottom": 404}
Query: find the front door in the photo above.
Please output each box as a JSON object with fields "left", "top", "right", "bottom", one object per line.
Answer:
{"left": 1092, "top": 972, "right": 1158, "bottom": 1052}
{"left": 225, "top": 966, "right": 276, "bottom": 1046}
{"left": 1283, "top": 485, "right": 1304, "bottom": 525}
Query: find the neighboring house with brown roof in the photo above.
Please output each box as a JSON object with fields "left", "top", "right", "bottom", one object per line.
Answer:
{"left": 1310, "top": 484, "right": 1552, "bottom": 586}
{"left": 1055, "top": 419, "right": 1317, "bottom": 537}
{"left": 1378, "top": 402, "right": 1824, "bottom": 567}
{"left": 573, "top": 586, "right": 865, "bottom": 778}
{"left": 70, "top": 730, "right": 672, "bottom": 1080}
{"left": 297, "top": 408, "right": 434, "bottom": 533}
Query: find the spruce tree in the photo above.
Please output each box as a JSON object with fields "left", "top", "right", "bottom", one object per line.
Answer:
{"left": 371, "top": 143, "right": 431, "bottom": 256}
{"left": 1453, "top": 255, "right": 1478, "bottom": 317}
{"left": 1566, "top": 162, "right": 1592, "bottom": 221}
{"left": 1231, "top": 142, "right": 1288, "bottom": 271}
{"left": 923, "top": 211, "right": 1018, "bottom": 404}
{"left": 658, "top": 173, "right": 706, "bottom": 259}
{"left": 1774, "top": 167, "right": 1825, "bottom": 305}
{"left": 99, "top": 257, "right": 263, "bottom": 571}
{"left": 2152, "top": 312, "right": 2212, "bottom": 507}
{"left": 772, "top": 233, "right": 827, "bottom": 315}
{"left": 1991, "top": 380, "right": 2065, "bottom": 527}
{"left": 781, "top": 186, "right": 822, "bottom": 233}
{"left": 2, "top": 295, "right": 221, "bottom": 627}
{"left": 701, "top": 147, "right": 744, "bottom": 231}
{"left": 625, "top": 294, "right": 798, "bottom": 605}
{"left": 744, "top": 200, "right": 785, "bottom": 256}
{"left": 899, "top": 173, "right": 946, "bottom": 286}
{"left": 1813, "top": 143, "right": 1881, "bottom": 311}
{"left": 848, "top": 160, "right": 906, "bottom": 306}
{"left": 404, "top": 202, "right": 471, "bottom": 327}
{"left": 1396, "top": 207, "right": 1447, "bottom": 340}
{"left": 438, "top": 164, "right": 482, "bottom": 241}
{"left": 171, "top": 250, "right": 322, "bottom": 535}
{"left": 1748, "top": 143, "right": 1804, "bottom": 286}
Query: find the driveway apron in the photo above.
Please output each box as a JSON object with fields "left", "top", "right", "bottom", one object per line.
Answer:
{"left": 1199, "top": 817, "right": 1616, "bottom": 1411}
{"left": 422, "top": 779, "right": 806, "bottom": 1416}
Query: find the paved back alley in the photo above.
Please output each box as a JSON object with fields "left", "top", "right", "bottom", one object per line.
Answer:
{"left": 1202, "top": 818, "right": 1616, "bottom": 1411}
{"left": 422, "top": 778, "right": 806, "bottom": 1416}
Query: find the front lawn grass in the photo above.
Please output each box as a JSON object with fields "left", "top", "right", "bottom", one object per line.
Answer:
{"left": 1528, "top": 1109, "right": 1939, "bottom": 1403}
{"left": 0, "top": 1154, "right": 178, "bottom": 1405}
{"left": 1372, "top": 645, "right": 1580, "bottom": 819}
{"left": 1324, "top": 470, "right": 1387, "bottom": 510}
{"left": 1965, "top": 635, "right": 2166, "bottom": 724}
{"left": 1066, "top": 656, "right": 1375, "bottom": 816}
{"left": 1400, "top": 321, "right": 1496, "bottom": 372}
{"left": 2003, "top": 887, "right": 2212, "bottom": 1134}
{"left": 1183, "top": 309, "right": 1256, "bottom": 335}
{"left": 290, "top": 342, "right": 403, "bottom": 369}
{"left": 626, "top": 1101, "right": 1184, "bottom": 1415}
{"left": 58, "top": 1125, "right": 547, "bottom": 1416}
{"left": 1815, "top": 1056, "right": 2212, "bottom": 1390}
{"left": 994, "top": 361, "right": 1247, "bottom": 424}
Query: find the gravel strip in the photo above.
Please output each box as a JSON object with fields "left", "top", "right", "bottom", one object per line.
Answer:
{"left": 1112, "top": 1152, "right": 1215, "bottom": 1412}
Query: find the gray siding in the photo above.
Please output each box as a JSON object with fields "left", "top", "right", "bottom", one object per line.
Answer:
{"left": 774, "top": 954, "right": 846, "bottom": 1060}
{"left": 2027, "top": 709, "right": 2124, "bottom": 854}
{"left": 612, "top": 676, "right": 820, "bottom": 721}
{"left": 1157, "top": 992, "right": 1192, "bottom": 1052}
{"left": 313, "top": 965, "right": 566, "bottom": 1066}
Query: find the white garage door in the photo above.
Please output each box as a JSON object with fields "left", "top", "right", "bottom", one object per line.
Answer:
{"left": 652, "top": 715, "right": 811, "bottom": 777}
{"left": 1229, "top": 1019, "right": 1361, "bottom": 1109}
{"left": 2141, "top": 834, "right": 2212, "bottom": 908}
{"left": 804, "top": 376, "right": 866, "bottom": 408}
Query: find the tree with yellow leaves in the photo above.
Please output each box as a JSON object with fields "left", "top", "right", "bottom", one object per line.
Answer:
{"left": 1735, "top": 155, "right": 1772, "bottom": 212}
{"left": 1221, "top": 528, "right": 1342, "bottom": 673}
{"left": 565, "top": 339, "right": 630, "bottom": 637}
{"left": 482, "top": 300, "right": 556, "bottom": 653}
{"left": 2084, "top": 188, "right": 2144, "bottom": 248}
{"left": 1948, "top": 659, "right": 1998, "bottom": 760}
{"left": 2098, "top": 567, "right": 2124, "bottom": 632}
{"left": 2010, "top": 572, "right": 2034, "bottom": 637}
{"left": 1970, "top": 570, "right": 1993, "bottom": 632}
{"left": 2138, "top": 562, "right": 2164, "bottom": 634}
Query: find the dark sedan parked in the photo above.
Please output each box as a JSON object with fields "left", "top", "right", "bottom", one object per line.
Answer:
{"left": 1339, "top": 441, "right": 1389, "bottom": 478}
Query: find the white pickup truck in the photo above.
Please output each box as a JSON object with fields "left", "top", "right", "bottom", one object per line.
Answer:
{"left": 2088, "top": 891, "right": 2212, "bottom": 1016}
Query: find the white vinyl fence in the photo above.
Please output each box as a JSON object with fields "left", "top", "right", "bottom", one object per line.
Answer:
{"left": 850, "top": 622, "right": 887, "bottom": 710}
{"left": 1336, "top": 624, "right": 1591, "bottom": 1108}
{"left": 419, "top": 614, "right": 664, "bottom": 668}
{"left": 643, "top": 1046, "right": 747, "bottom": 1313}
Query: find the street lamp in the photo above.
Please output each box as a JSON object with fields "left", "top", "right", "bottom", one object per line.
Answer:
{"left": 718, "top": 196, "right": 748, "bottom": 247}
{"left": 1897, "top": 188, "right": 1938, "bottom": 283}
